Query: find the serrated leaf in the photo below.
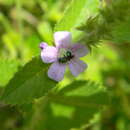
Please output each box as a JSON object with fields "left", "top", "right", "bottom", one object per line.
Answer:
{"left": 111, "top": 18, "right": 130, "bottom": 43}
{"left": 43, "top": 80, "right": 110, "bottom": 129}
{"left": 55, "top": 0, "right": 99, "bottom": 32}
{"left": 50, "top": 80, "right": 109, "bottom": 107}
{"left": 50, "top": 92, "right": 109, "bottom": 108}
{"left": 58, "top": 80, "right": 103, "bottom": 96}
{"left": 0, "top": 59, "right": 20, "bottom": 87}
{"left": 0, "top": 57, "right": 57, "bottom": 104}
{"left": 24, "top": 80, "right": 110, "bottom": 130}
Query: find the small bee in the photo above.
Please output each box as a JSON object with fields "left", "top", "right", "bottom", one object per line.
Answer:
{"left": 58, "top": 51, "right": 74, "bottom": 63}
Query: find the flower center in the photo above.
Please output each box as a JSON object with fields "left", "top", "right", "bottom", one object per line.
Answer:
{"left": 58, "top": 48, "right": 74, "bottom": 63}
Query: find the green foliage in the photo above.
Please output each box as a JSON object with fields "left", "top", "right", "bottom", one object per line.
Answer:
{"left": 111, "top": 17, "right": 130, "bottom": 43}
{"left": 23, "top": 80, "right": 109, "bottom": 130}
{"left": 45, "top": 80, "right": 109, "bottom": 130}
{"left": 0, "top": 57, "right": 57, "bottom": 104}
{"left": 55, "top": 0, "right": 99, "bottom": 32}
{"left": 37, "top": 22, "right": 53, "bottom": 44}
{"left": 78, "top": 0, "right": 130, "bottom": 47}
{"left": 0, "top": 0, "right": 130, "bottom": 129}
{"left": 0, "top": 59, "right": 20, "bottom": 87}
{"left": 52, "top": 80, "right": 109, "bottom": 107}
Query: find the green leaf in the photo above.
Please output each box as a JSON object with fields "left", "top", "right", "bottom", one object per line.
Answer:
{"left": 50, "top": 80, "right": 109, "bottom": 107}
{"left": 0, "top": 59, "right": 20, "bottom": 87}
{"left": 37, "top": 22, "right": 53, "bottom": 44}
{"left": 111, "top": 17, "right": 130, "bottom": 44}
{"left": 0, "top": 57, "right": 57, "bottom": 104}
{"left": 58, "top": 80, "right": 103, "bottom": 96}
{"left": 23, "top": 80, "right": 110, "bottom": 130}
{"left": 44, "top": 80, "right": 110, "bottom": 129}
{"left": 50, "top": 92, "right": 109, "bottom": 108}
{"left": 77, "top": 0, "right": 130, "bottom": 47}
{"left": 54, "top": 0, "right": 99, "bottom": 32}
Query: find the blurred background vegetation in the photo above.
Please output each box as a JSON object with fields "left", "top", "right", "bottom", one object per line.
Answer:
{"left": 0, "top": 0, "right": 130, "bottom": 130}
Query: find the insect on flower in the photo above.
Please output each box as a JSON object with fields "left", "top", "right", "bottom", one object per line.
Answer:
{"left": 40, "top": 31, "right": 89, "bottom": 81}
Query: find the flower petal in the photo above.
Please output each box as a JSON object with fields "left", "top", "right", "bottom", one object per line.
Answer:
{"left": 48, "top": 62, "right": 66, "bottom": 81}
{"left": 69, "top": 59, "right": 87, "bottom": 76}
{"left": 71, "top": 43, "right": 89, "bottom": 57}
{"left": 40, "top": 42, "right": 48, "bottom": 50}
{"left": 54, "top": 31, "right": 72, "bottom": 48}
{"left": 41, "top": 46, "right": 57, "bottom": 63}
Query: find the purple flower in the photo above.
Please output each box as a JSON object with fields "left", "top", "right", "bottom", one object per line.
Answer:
{"left": 40, "top": 31, "right": 89, "bottom": 81}
{"left": 40, "top": 42, "right": 48, "bottom": 49}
